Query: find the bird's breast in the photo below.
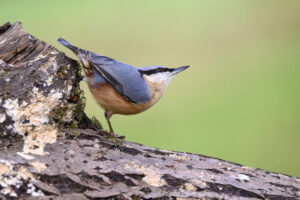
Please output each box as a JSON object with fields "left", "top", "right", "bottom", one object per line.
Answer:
{"left": 88, "top": 82, "right": 163, "bottom": 115}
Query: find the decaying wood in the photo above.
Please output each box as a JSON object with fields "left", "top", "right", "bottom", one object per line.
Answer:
{"left": 0, "top": 22, "right": 299, "bottom": 200}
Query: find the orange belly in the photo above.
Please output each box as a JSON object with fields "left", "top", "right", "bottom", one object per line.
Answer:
{"left": 89, "top": 83, "right": 158, "bottom": 115}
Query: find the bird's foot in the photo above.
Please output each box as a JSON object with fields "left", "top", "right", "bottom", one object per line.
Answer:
{"left": 104, "top": 131, "right": 125, "bottom": 140}
{"left": 114, "top": 133, "right": 125, "bottom": 140}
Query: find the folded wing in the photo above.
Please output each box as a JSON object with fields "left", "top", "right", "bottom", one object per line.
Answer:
{"left": 87, "top": 52, "right": 152, "bottom": 104}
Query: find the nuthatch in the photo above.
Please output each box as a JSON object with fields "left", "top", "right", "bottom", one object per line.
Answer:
{"left": 58, "top": 38, "right": 189, "bottom": 136}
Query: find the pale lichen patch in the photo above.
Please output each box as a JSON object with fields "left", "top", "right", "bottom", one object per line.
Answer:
{"left": 241, "top": 166, "right": 252, "bottom": 170}
{"left": 17, "top": 152, "right": 35, "bottom": 160}
{"left": 0, "top": 113, "right": 6, "bottom": 123}
{"left": 0, "top": 38, "right": 7, "bottom": 45}
{"left": 30, "top": 54, "right": 54, "bottom": 69}
{"left": 169, "top": 154, "right": 190, "bottom": 160}
{"left": 23, "top": 125, "right": 57, "bottom": 155}
{"left": 124, "top": 144, "right": 135, "bottom": 149}
{"left": 29, "top": 161, "right": 47, "bottom": 173}
{"left": 177, "top": 198, "right": 191, "bottom": 200}
{"left": 27, "top": 182, "right": 44, "bottom": 197}
{"left": 38, "top": 56, "right": 57, "bottom": 72}
{"left": 17, "top": 166, "right": 34, "bottom": 180}
{"left": 125, "top": 162, "right": 166, "bottom": 187}
{"left": 3, "top": 87, "right": 63, "bottom": 155}
{"left": 66, "top": 81, "right": 73, "bottom": 96}
{"left": 0, "top": 163, "right": 10, "bottom": 176}
{"left": 1, "top": 187, "right": 17, "bottom": 197}
{"left": 0, "top": 161, "right": 39, "bottom": 198}
{"left": 236, "top": 173, "right": 250, "bottom": 181}
{"left": 183, "top": 183, "right": 197, "bottom": 191}
{"left": 43, "top": 76, "right": 53, "bottom": 87}
{"left": 63, "top": 109, "right": 73, "bottom": 122}
{"left": 189, "top": 178, "right": 208, "bottom": 189}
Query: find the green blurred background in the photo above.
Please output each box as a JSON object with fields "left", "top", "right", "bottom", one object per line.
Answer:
{"left": 1, "top": 1, "right": 300, "bottom": 177}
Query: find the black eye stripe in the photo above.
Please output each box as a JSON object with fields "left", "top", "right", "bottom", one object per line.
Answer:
{"left": 139, "top": 68, "right": 174, "bottom": 75}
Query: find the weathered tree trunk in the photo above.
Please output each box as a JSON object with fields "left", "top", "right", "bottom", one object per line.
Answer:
{"left": 0, "top": 22, "right": 299, "bottom": 200}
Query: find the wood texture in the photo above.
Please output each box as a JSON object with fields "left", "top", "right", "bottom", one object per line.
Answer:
{"left": 0, "top": 22, "right": 299, "bottom": 200}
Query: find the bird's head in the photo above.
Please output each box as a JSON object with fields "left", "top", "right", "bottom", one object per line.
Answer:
{"left": 139, "top": 65, "right": 189, "bottom": 97}
{"left": 139, "top": 65, "right": 189, "bottom": 82}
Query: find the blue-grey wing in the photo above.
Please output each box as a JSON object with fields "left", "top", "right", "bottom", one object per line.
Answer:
{"left": 88, "top": 53, "right": 125, "bottom": 95}
{"left": 87, "top": 52, "right": 152, "bottom": 104}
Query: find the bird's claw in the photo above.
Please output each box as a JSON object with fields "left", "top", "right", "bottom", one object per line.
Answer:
{"left": 105, "top": 131, "right": 125, "bottom": 140}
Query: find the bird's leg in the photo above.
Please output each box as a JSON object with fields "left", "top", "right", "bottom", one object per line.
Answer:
{"left": 104, "top": 111, "right": 125, "bottom": 139}
{"left": 104, "top": 111, "right": 114, "bottom": 136}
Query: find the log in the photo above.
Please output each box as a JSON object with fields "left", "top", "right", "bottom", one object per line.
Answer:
{"left": 0, "top": 22, "right": 299, "bottom": 200}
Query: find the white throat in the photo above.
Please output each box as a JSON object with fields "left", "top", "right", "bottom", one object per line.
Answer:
{"left": 146, "top": 72, "right": 173, "bottom": 89}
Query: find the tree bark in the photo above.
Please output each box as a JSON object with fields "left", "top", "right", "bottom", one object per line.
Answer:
{"left": 0, "top": 22, "right": 299, "bottom": 200}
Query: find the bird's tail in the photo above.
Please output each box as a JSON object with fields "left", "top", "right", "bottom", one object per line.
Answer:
{"left": 57, "top": 38, "right": 82, "bottom": 55}
{"left": 58, "top": 38, "right": 93, "bottom": 77}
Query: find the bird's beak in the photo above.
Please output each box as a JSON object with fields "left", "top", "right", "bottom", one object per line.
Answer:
{"left": 172, "top": 65, "right": 190, "bottom": 75}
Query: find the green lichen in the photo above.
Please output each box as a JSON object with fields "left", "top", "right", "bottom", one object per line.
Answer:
{"left": 0, "top": 69, "right": 11, "bottom": 76}
{"left": 50, "top": 104, "right": 69, "bottom": 124}
{"left": 70, "top": 120, "right": 78, "bottom": 129}
{"left": 51, "top": 61, "right": 104, "bottom": 137}
{"left": 91, "top": 116, "right": 102, "bottom": 130}
{"left": 71, "top": 85, "right": 86, "bottom": 123}
{"left": 70, "top": 120, "right": 80, "bottom": 137}
{"left": 50, "top": 76, "right": 86, "bottom": 132}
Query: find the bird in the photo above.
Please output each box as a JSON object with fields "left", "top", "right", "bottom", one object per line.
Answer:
{"left": 58, "top": 38, "right": 189, "bottom": 136}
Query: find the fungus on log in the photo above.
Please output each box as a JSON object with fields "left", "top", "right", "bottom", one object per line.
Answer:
{"left": 0, "top": 22, "right": 299, "bottom": 200}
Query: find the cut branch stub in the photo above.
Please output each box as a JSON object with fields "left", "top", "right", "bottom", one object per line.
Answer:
{"left": 0, "top": 22, "right": 84, "bottom": 155}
